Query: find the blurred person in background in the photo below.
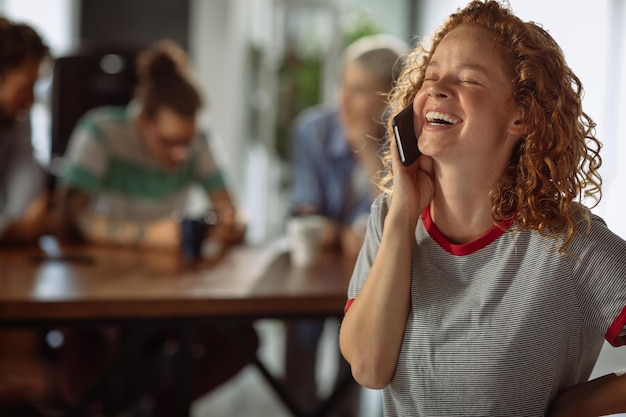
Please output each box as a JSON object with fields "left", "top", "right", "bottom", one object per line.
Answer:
{"left": 52, "top": 40, "right": 256, "bottom": 416}
{"left": 0, "top": 15, "right": 57, "bottom": 417}
{"left": 287, "top": 34, "right": 407, "bottom": 416}
{"left": 0, "top": 16, "right": 51, "bottom": 244}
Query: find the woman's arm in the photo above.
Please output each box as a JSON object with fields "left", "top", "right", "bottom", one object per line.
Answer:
{"left": 339, "top": 139, "right": 435, "bottom": 389}
{"left": 549, "top": 371, "right": 626, "bottom": 417}
{"left": 339, "top": 207, "right": 417, "bottom": 389}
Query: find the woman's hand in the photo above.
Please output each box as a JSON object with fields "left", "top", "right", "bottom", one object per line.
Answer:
{"left": 388, "top": 133, "right": 434, "bottom": 227}
{"left": 548, "top": 373, "right": 626, "bottom": 417}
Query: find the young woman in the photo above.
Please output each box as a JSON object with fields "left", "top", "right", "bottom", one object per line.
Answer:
{"left": 339, "top": 1, "right": 626, "bottom": 416}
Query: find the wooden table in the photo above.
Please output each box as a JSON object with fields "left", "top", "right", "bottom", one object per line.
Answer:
{"left": 0, "top": 238, "right": 355, "bottom": 417}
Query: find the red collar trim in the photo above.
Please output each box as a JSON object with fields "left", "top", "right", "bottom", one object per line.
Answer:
{"left": 421, "top": 206, "right": 509, "bottom": 256}
{"left": 606, "top": 305, "right": 626, "bottom": 347}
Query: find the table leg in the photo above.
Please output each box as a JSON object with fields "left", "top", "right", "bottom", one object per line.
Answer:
{"left": 222, "top": 320, "right": 356, "bottom": 417}
{"left": 66, "top": 323, "right": 158, "bottom": 417}
{"left": 222, "top": 322, "right": 310, "bottom": 417}
{"left": 176, "top": 323, "right": 196, "bottom": 417}
{"left": 311, "top": 367, "right": 356, "bottom": 417}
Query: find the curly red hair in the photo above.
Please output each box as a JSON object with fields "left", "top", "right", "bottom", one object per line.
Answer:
{"left": 381, "top": 0, "right": 602, "bottom": 251}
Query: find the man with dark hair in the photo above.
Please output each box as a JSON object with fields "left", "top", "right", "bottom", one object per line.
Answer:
{"left": 0, "top": 15, "right": 56, "bottom": 415}
{"left": 0, "top": 16, "right": 51, "bottom": 243}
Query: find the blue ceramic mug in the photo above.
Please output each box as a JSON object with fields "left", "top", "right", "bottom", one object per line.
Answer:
{"left": 180, "top": 210, "right": 220, "bottom": 261}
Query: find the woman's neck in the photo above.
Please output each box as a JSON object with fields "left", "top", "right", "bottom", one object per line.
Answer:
{"left": 429, "top": 163, "right": 500, "bottom": 244}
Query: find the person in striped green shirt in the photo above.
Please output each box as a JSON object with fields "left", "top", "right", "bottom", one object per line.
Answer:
{"left": 55, "top": 40, "right": 244, "bottom": 250}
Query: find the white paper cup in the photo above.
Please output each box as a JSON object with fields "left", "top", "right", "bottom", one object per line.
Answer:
{"left": 287, "top": 216, "right": 325, "bottom": 267}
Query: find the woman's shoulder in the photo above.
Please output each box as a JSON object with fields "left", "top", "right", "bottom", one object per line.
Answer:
{"left": 372, "top": 192, "right": 391, "bottom": 211}
{"left": 567, "top": 207, "right": 625, "bottom": 255}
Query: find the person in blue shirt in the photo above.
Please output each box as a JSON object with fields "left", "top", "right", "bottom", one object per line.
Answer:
{"left": 287, "top": 34, "right": 407, "bottom": 416}
{"left": 290, "top": 34, "right": 407, "bottom": 260}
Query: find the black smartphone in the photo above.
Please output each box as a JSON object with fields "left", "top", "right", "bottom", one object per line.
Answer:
{"left": 392, "top": 104, "right": 421, "bottom": 166}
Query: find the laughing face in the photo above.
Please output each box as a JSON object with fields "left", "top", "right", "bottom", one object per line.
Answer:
{"left": 412, "top": 24, "right": 525, "bottom": 169}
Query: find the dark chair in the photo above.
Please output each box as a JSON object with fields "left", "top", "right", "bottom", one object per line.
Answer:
{"left": 49, "top": 44, "right": 142, "bottom": 178}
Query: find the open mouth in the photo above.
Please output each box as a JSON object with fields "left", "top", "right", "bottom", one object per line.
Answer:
{"left": 425, "top": 111, "right": 461, "bottom": 126}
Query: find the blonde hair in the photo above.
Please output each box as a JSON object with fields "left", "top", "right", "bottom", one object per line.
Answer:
{"left": 380, "top": 0, "right": 602, "bottom": 251}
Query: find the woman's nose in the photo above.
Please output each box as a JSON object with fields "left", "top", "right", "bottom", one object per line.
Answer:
{"left": 426, "top": 80, "right": 451, "bottom": 99}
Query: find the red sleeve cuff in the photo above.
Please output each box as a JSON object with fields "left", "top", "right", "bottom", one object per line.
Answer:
{"left": 344, "top": 298, "right": 355, "bottom": 314}
{"left": 605, "top": 305, "right": 626, "bottom": 347}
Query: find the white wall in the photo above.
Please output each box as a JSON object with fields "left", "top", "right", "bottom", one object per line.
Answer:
{"left": 188, "top": 0, "right": 250, "bottom": 194}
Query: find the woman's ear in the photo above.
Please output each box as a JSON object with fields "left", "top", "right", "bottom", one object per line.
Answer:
{"left": 508, "top": 107, "right": 527, "bottom": 137}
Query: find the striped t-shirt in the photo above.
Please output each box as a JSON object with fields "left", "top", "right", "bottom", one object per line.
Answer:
{"left": 60, "top": 106, "right": 226, "bottom": 221}
{"left": 347, "top": 194, "right": 626, "bottom": 416}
